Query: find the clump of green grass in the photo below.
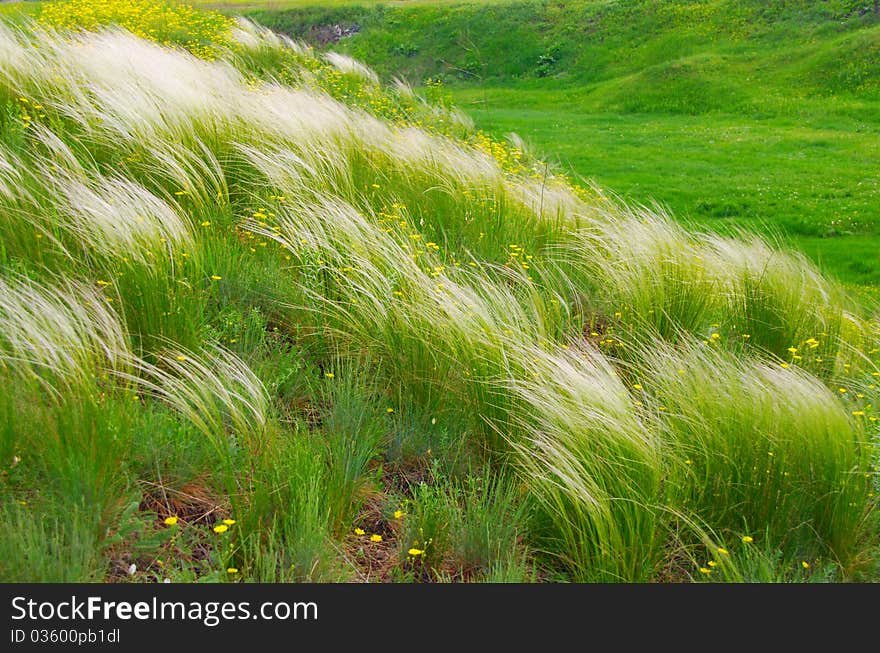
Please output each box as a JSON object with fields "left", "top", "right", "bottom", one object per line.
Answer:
{"left": 563, "top": 207, "right": 720, "bottom": 345}
{"left": 0, "top": 500, "right": 112, "bottom": 582}
{"left": 240, "top": 430, "right": 342, "bottom": 582}
{"left": 706, "top": 235, "right": 853, "bottom": 366}
{"left": 646, "top": 342, "right": 874, "bottom": 562}
{"left": 505, "top": 344, "right": 663, "bottom": 582}
{"left": 0, "top": 274, "right": 130, "bottom": 390}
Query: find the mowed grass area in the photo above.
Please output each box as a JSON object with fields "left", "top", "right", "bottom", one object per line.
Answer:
{"left": 451, "top": 89, "right": 880, "bottom": 285}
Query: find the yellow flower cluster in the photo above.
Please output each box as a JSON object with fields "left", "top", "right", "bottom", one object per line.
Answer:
{"left": 14, "top": 96, "right": 45, "bottom": 131}
{"left": 353, "top": 527, "right": 383, "bottom": 543}
{"left": 38, "top": 0, "right": 234, "bottom": 60}
{"left": 471, "top": 131, "right": 527, "bottom": 176}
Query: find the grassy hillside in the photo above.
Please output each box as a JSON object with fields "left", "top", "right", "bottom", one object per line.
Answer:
{"left": 243, "top": 1, "right": 880, "bottom": 98}
{"left": 237, "top": 0, "right": 880, "bottom": 285}
{"left": 0, "top": 0, "right": 879, "bottom": 584}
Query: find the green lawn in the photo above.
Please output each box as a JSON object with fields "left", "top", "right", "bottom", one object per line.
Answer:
{"left": 452, "top": 87, "right": 880, "bottom": 286}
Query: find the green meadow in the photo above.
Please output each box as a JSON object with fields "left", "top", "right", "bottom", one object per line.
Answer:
{"left": 0, "top": 0, "right": 878, "bottom": 584}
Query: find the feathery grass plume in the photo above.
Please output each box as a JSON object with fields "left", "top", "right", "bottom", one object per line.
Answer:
{"left": 224, "top": 18, "right": 317, "bottom": 104}
{"left": 120, "top": 345, "right": 270, "bottom": 461}
{"left": 239, "top": 132, "right": 539, "bottom": 269}
{"left": 391, "top": 77, "right": 415, "bottom": 99}
{"left": 241, "top": 193, "right": 420, "bottom": 353}
{"left": 27, "top": 130, "right": 205, "bottom": 352}
{"left": 234, "top": 141, "right": 344, "bottom": 198}
{"left": 243, "top": 193, "right": 565, "bottom": 439}
{"left": 248, "top": 95, "right": 497, "bottom": 194}
{"left": 138, "top": 137, "right": 230, "bottom": 211}
{"left": 29, "top": 124, "right": 90, "bottom": 176}
{"left": 563, "top": 205, "right": 718, "bottom": 345}
{"left": 241, "top": 83, "right": 374, "bottom": 150}
{"left": 0, "top": 22, "right": 43, "bottom": 93}
{"left": 48, "top": 169, "right": 193, "bottom": 263}
{"left": 505, "top": 342, "right": 662, "bottom": 582}
{"left": 388, "top": 125, "right": 499, "bottom": 188}
{"left": 509, "top": 174, "right": 587, "bottom": 227}
{"left": 39, "top": 29, "right": 242, "bottom": 143}
{"left": 0, "top": 144, "right": 27, "bottom": 201}
{"left": 0, "top": 144, "right": 57, "bottom": 262}
{"left": 645, "top": 342, "right": 873, "bottom": 562}
{"left": 0, "top": 275, "right": 129, "bottom": 389}
{"left": 323, "top": 52, "right": 380, "bottom": 85}
{"left": 29, "top": 120, "right": 192, "bottom": 256}
{"left": 229, "top": 15, "right": 305, "bottom": 54}
{"left": 705, "top": 234, "right": 851, "bottom": 365}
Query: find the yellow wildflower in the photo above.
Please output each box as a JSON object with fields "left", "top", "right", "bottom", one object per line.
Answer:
{"left": 163, "top": 516, "right": 178, "bottom": 526}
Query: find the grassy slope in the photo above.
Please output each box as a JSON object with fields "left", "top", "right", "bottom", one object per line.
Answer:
{"left": 1, "top": 0, "right": 878, "bottom": 585}
{"left": 239, "top": 0, "right": 880, "bottom": 286}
